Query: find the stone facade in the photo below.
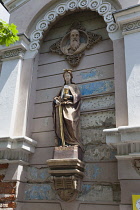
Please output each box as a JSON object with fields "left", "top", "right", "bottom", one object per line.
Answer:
{"left": 1, "top": 0, "right": 140, "bottom": 210}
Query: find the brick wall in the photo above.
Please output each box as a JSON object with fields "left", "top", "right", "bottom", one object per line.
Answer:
{"left": 0, "top": 164, "right": 16, "bottom": 209}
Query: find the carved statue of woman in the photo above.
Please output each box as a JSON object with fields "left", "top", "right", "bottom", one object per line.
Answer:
{"left": 53, "top": 69, "right": 82, "bottom": 149}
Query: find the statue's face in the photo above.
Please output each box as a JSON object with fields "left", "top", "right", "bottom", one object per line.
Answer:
{"left": 136, "top": 200, "right": 140, "bottom": 210}
{"left": 70, "top": 29, "right": 79, "bottom": 42}
{"left": 64, "top": 72, "right": 71, "bottom": 84}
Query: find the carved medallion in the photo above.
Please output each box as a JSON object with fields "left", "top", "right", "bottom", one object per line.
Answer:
{"left": 50, "top": 22, "right": 102, "bottom": 66}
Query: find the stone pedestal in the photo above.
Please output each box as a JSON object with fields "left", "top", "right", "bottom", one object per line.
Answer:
{"left": 47, "top": 146, "right": 84, "bottom": 202}
{"left": 54, "top": 146, "right": 83, "bottom": 160}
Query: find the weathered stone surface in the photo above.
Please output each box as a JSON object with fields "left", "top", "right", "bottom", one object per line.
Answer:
{"left": 84, "top": 144, "right": 117, "bottom": 161}
{"left": 113, "top": 184, "right": 121, "bottom": 202}
{"left": 32, "top": 131, "right": 55, "bottom": 147}
{"left": 81, "top": 94, "right": 115, "bottom": 112}
{"left": 24, "top": 184, "right": 56, "bottom": 200}
{"left": 120, "top": 205, "right": 132, "bottom": 210}
{"left": 118, "top": 159, "right": 140, "bottom": 180}
{"left": 27, "top": 167, "right": 50, "bottom": 183}
{"left": 33, "top": 94, "right": 115, "bottom": 119}
{"left": 81, "top": 110, "right": 115, "bottom": 129}
{"left": 29, "top": 147, "right": 54, "bottom": 164}
{"left": 84, "top": 162, "right": 118, "bottom": 182}
{"left": 120, "top": 180, "right": 140, "bottom": 204}
{"left": 81, "top": 127, "right": 106, "bottom": 145}
{"left": 78, "top": 184, "right": 120, "bottom": 202}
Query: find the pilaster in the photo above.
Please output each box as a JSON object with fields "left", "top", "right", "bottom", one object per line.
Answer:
{"left": 0, "top": 34, "right": 37, "bottom": 164}
{"left": 114, "top": 5, "right": 140, "bottom": 126}
{"left": 104, "top": 5, "right": 140, "bottom": 210}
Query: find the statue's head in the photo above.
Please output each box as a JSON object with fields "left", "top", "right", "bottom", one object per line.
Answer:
{"left": 63, "top": 69, "right": 73, "bottom": 84}
{"left": 70, "top": 29, "right": 80, "bottom": 50}
{"left": 136, "top": 199, "right": 140, "bottom": 210}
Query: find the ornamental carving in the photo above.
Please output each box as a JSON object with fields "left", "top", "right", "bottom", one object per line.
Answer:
{"left": 52, "top": 176, "right": 80, "bottom": 202}
{"left": 50, "top": 22, "right": 102, "bottom": 66}
{"left": 47, "top": 157, "right": 84, "bottom": 202}
{"left": 122, "top": 20, "right": 140, "bottom": 34}
{"left": 29, "top": 0, "right": 119, "bottom": 51}
{"left": 1, "top": 48, "right": 25, "bottom": 60}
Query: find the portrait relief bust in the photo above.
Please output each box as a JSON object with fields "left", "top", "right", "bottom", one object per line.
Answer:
{"left": 61, "top": 29, "right": 88, "bottom": 55}
{"left": 50, "top": 22, "right": 102, "bottom": 66}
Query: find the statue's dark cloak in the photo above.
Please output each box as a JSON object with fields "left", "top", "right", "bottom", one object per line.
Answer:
{"left": 53, "top": 84, "right": 83, "bottom": 149}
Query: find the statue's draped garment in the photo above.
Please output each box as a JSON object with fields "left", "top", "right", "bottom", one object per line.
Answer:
{"left": 53, "top": 83, "right": 82, "bottom": 148}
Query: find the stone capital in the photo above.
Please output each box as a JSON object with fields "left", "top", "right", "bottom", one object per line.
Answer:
{"left": 113, "top": 5, "right": 140, "bottom": 35}
{"left": 104, "top": 126, "right": 140, "bottom": 158}
{"left": 0, "top": 34, "right": 29, "bottom": 61}
{"left": 0, "top": 136, "right": 37, "bottom": 165}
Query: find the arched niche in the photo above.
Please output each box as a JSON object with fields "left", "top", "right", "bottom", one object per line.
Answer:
{"left": 26, "top": 0, "right": 122, "bottom": 56}
{"left": 31, "top": 9, "right": 116, "bottom": 151}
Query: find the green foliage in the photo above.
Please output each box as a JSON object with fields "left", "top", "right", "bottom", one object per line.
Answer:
{"left": 0, "top": 19, "right": 19, "bottom": 46}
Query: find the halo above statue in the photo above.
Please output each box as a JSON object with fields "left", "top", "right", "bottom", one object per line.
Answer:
{"left": 50, "top": 22, "right": 102, "bottom": 66}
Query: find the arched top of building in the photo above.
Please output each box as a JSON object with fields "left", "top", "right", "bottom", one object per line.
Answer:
{"left": 29, "top": 0, "right": 121, "bottom": 52}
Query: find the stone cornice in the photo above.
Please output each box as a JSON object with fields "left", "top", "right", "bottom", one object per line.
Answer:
{"left": 104, "top": 126, "right": 140, "bottom": 158}
{"left": 113, "top": 4, "right": 140, "bottom": 35}
{"left": 122, "top": 20, "right": 140, "bottom": 35}
{"left": 0, "top": 136, "right": 37, "bottom": 165}
{"left": 2, "top": 0, "right": 30, "bottom": 12}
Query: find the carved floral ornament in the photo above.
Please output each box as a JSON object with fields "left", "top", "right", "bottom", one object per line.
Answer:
{"left": 29, "top": 0, "right": 119, "bottom": 51}
{"left": 50, "top": 22, "right": 102, "bottom": 66}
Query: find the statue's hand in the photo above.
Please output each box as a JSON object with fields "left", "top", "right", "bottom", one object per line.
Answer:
{"left": 54, "top": 97, "right": 61, "bottom": 105}
{"left": 62, "top": 101, "right": 72, "bottom": 105}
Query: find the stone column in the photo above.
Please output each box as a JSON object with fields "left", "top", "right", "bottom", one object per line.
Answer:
{"left": 104, "top": 5, "right": 140, "bottom": 210}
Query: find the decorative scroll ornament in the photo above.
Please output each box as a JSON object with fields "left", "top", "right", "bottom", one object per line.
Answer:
{"left": 50, "top": 22, "right": 102, "bottom": 66}
{"left": 122, "top": 20, "right": 140, "bottom": 34}
{"left": 1, "top": 48, "right": 25, "bottom": 61}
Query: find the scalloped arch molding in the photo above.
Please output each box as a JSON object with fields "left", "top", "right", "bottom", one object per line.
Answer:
{"left": 29, "top": 0, "right": 119, "bottom": 51}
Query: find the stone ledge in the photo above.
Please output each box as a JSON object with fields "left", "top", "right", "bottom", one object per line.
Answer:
{"left": 113, "top": 5, "right": 140, "bottom": 35}
{"left": 0, "top": 136, "right": 37, "bottom": 164}
{"left": 104, "top": 126, "right": 140, "bottom": 157}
